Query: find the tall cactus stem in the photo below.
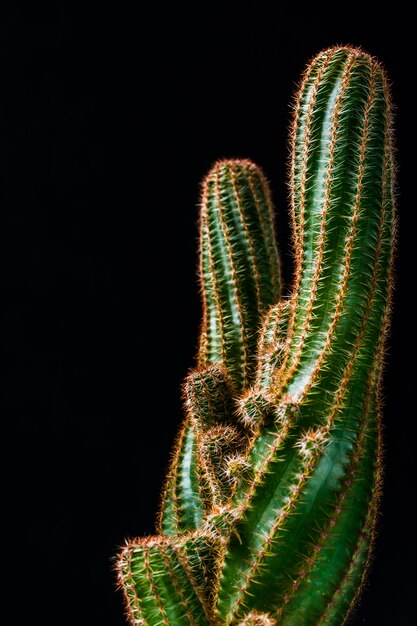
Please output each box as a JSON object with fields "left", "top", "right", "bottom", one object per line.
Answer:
{"left": 198, "top": 159, "right": 281, "bottom": 390}
{"left": 160, "top": 160, "right": 281, "bottom": 534}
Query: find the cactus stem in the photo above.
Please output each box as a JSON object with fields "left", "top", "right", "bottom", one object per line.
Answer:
{"left": 298, "top": 59, "right": 393, "bottom": 409}
{"left": 276, "top": 49, "right": 374, "bottom": 398}
{"left": 198, "top": 159, "right": 281, "bottom": 388}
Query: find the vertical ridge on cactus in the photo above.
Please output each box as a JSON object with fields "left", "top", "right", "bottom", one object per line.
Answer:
{"left": 116, "top": 45, "right": 396, "bottom": 626}
{"left": 198, "top": 159, "right": 281, "bottom": 390}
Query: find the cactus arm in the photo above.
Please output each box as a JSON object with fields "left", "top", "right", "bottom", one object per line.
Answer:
{"left": 199, "top": 160, "right": 281, "bottom": 390}
{"left": 160, "top": 160, "right": 281, "bottom": 534}
{"left": 215, "top": 47, "right": 395, "bottom": 624}
{"left": 117, "top": 536, "right": 210, "bottom": 625}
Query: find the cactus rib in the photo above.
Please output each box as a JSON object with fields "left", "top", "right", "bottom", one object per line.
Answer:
{"left": 117, "top": 537, "right": 210, "bottom": 625}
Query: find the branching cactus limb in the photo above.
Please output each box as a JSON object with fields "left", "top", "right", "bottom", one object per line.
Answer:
{"left": 116, "top": 45, "right": 396, "bottom": 626}
{"left": 159, "top": 160, "right": 281, "bottom": 536}
{"left": 117, "top": 535, "right": 216, "bottom": 625}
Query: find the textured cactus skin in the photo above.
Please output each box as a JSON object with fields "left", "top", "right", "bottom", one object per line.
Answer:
{"left": 160, "top": 160, "right": 281, "bottom": 536}
{"left": 117, "top": 535, "right": 212, "bottom": 625}
{"left": 116, "top": 46, "right": 395, "bottom": 626}
{"left": 198, "top": 159, "right": 281, "bottom": 390}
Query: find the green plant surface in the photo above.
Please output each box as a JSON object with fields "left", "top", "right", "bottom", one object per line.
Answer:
{"left": 160, "top": 159, "right": 281, "bottom": 536}
{"left": 116, "top": 45, "right": 396, "bottom": 626}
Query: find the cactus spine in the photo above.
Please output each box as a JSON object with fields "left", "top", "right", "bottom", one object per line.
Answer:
{"left": 117, "top": 46, "right": 396, "bottom": 626}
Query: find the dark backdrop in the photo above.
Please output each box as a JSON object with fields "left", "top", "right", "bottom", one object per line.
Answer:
{"left": 3, "top": 3, "right": 415, "bottom": 625}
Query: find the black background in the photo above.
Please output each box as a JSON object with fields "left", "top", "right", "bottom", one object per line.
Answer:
{"left": 4, "top": 3, "right": 416, "bottom": 625}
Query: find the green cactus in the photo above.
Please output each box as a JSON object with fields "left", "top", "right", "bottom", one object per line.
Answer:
{"left": 160, "top": 160, "right": 281, "bottom": 536}
{"left": 116, "top": 45, "right": 396, "bottom": 626}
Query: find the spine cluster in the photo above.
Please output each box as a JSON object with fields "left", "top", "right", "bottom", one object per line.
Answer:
{"left": 116, "top": 46, "right": 396, "bottom": 626}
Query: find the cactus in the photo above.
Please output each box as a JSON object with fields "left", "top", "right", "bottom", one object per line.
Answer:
{"left": 116, "top": 45, "right": 396, "bottom": 626}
